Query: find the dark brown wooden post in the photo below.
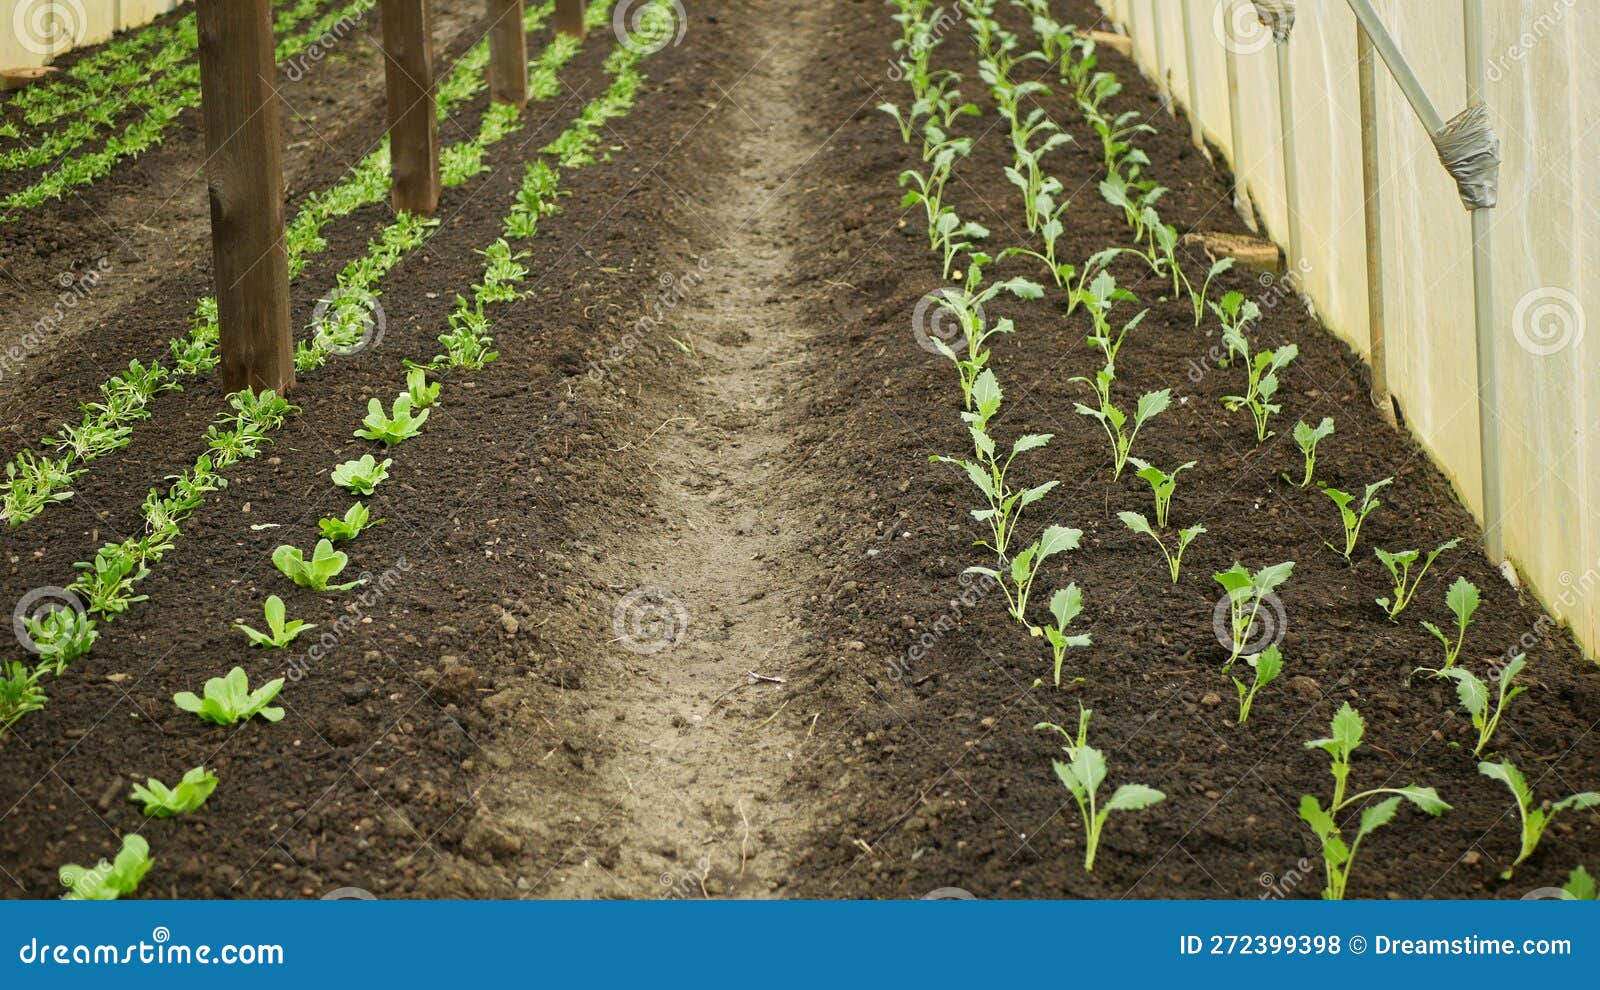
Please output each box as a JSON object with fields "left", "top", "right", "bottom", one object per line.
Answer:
{"left": 379, "top": 0, "right": 441, "bottom": 214}
{"left": 195, "top": 0, "right": 294, "bottom": 395}
{"left": 554, "top": 0, "right": 585, "bottom": 38}
{"left": 488, "top": 0, "right": 528, "bottom": 106}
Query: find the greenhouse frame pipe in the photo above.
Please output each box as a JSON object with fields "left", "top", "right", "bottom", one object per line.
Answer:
{"left": 1356, "top": 26, "right": 1395, "bottom": 427}
{"left": 1341, "top": 0, "right": 1445, "bottom": 135}
{"left": 1223, "top": 32, "right": 1255, "bottom": 228}
{"left": 1464, "top": 0, "right": 1503, "bottom": 560}
{"left": 1275, "top": 38, "right": 1301, "bottom": 278}
{"left": 1179, "top": 0, "right": 1203, "bottom": 150}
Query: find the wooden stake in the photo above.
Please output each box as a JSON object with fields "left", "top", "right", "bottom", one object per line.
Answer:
{"left": 487, "top": 0, "right": 528, "bottom": 106}
{"left": 555, "top": 0, "right": 586, "bottom": 38}
{"left": 195, "top": 0, "right": 294, "bottom": 395}
{"left": 379, "top": 0, "right": 441, "bottom": 214}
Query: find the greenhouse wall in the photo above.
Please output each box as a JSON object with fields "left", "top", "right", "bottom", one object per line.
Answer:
{"left": 1, "top": 0, "right": 184, "bottom": 70}
{"left": 1098, "top": 0, "right": 1599, "bottom": 659}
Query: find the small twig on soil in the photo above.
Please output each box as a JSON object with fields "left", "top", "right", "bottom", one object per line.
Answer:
{"left": 808, "top": 713, "right": 819, "bottom": 738}
{"left": 748, "top": 670, "right": 785, "bottom": 684}
{"left": 755, "top": 699, "right": 790, "bottom": 730}
{"left": 611, "top": 415, "right": 692, "bottom": 453}
{"left": 738, "top": 800, "right": 751, "bottom": 880}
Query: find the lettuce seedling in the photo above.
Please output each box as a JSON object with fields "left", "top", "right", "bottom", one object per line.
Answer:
{"left": 355, "top": 394, "right": 430, "bottom": 446}
{"left": 331, "top": 454, "right": 392, "bottom": 495}
{"left": 1233, "top": 645, "right": 1282, "bottom": 725}
{"left": 1032, "top": 584, "right": 1091, "bottom": 687}
{"left": 1072, "top": 380, "right": 1170, "bottom": 480}
{"left": 1290, "top": 417, "right": 1334, "bottom": 487}
{"left": 1322, "top": 477, "right": 1391, "bottom": 563}
{"left": 1119, "top": 512, "right": 1203, "bottom": 584}
{"left": 236, "top": 595, "right": 315, "bottom": 648}
{"left": 1420, "top": 576, "right": 1480, "bottom": 670}
{"left": 130, "top": 766, "right": 218, "bottom": 818}
{"left": 1478, "top": 759, "right": 1600, "bottom": 879}
{"left": 23, "top": 605, "right": 97, "bottom": 675}
{"left": 405, "top": 368, "right": 441, "bottom": 409}
{"left": 173, "top": 667, "right": 285, "bottom": 725}
{"left": 1051, "top": 738, "right": 1165, "bottom": 871}
{"left": 1374, "top": 537, "right": 1459, "bottom": 619}
{"left": 1437, "top": 655, "right": 1526, "bottom": 757}
{"left": 1299, "top": 704, "right": 1449, "bottom": 899}
{"left": 60, "top": 835, "right": 153, "bottom": 901}
{"left": 319, "top": 502, "right": 384, "bottom": 543}
{"left": 1566, "top": 866, "right": 1597, "bottom": 900}
{"left": 273, "top": 539, "right": 364, "bottom": 592}
{"left": 1214, "top": 561, "right": 1294, "bottom": 670}
{"left": 967, "top": 525, "right": 1082, "bottom": 624}
{"left": 1128, "top": 457, "right": 1195, "bottom": 529}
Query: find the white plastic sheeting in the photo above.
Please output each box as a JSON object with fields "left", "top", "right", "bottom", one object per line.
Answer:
{"left": 1099, "top": 0, "right": 1599, "bottom": 658}
{"left": 2, "top": 1, "right": 185, "bottom": 70}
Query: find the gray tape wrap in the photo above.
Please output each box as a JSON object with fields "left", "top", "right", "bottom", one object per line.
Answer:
{"left": 1251, "top": 0, "right": 1295, "bottom": 43}
{"left": 1432, "top": 102, "right": 1501, "bottom": 210}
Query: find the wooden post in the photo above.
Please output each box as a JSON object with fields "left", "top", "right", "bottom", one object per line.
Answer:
{"left": 555, "top": 0, "right": 585, "bottom": 38}
{"left": 488, "top": 0, "right": 528, "bottom": 106}
{"left": 195, "top": 0, "right": 294, "bottom": 395}
{"left": 379, "top": 0, "right": 441, "bottom": 214}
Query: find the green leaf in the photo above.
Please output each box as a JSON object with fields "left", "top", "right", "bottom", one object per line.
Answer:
{"left": 1104, "top": 783, "right": 1165, "bottom": 813}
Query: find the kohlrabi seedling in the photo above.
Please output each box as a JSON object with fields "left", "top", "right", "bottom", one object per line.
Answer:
{"left": 1119, "top": 511, "right": 1204, "bottom": 584}
{"left": 1127, "top": 457, "right": 1195, "bottom": 529}
{"left": 355, "top": 394, "right": 430, "bottom": 446}
{"left": 1374, "top": 537, "right": 1459, "bottom": 619}
{"left": 1420, "top": 576, "right": 1479, "bottom": 670}
{"left": 59, "top": 834, "right": 153, "bottom": 901}
{"left": 331, "top": 454, "right": 392, "bottom": 495}
{"left": 1222, "top": 342, "right": 1297, "bottom": 442}
{"left": 130, "top": 766, "right": 218, "bottom": 818}
{"left": 236, "top": 594, "right": 315, "bottom": 649}
{"left": 1565, "top": 866, "right": 1597, "bottom": 900}
{"left": 1050, "top": 732, "right": 1165, "bottom": 872}
{"left": 1233, "top": 645, "right": 1283, "bottom": 725}
{"left": 1478, "top": 759, "right": 1600, "bottom": 879}
{"left": 1289, "top": 417, "right": 1334, "bottom": 487}
{"left": 1322, "top": 477, "right": 1392, "bottom": 563}
{"left": 1436, "top": 655, "right": 1526, "bottom": 757}
{"left": 967, "top": 525, "right": 1082, "bottom": 625}
{"left": 1299, "top": 703, "right": 1449, "bottom": 899}
{"left": 1185, "top": 256, "right": 1235, "bottom": 327}
{"left": 272, "top": 539, "right": 364, "bottom": 592}
{"left": 1072, "top": 378, "right": 1170, "bottom": 480}
{"left": 173, "top": 667, "right": 285, "bottom": 725}
{"left": 1032, "top": 583, "right": 1091, "bottom": 687}
{"left": 1213, "top": 561, "right": 1294, "bottom": 670}
{"left": 318, "top": 502, "right": 384, "bottom": 543}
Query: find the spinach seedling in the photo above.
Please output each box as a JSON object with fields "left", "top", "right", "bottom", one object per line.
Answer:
{"left": 1128, "top": 457, "right": 1195, "bottom": 529}
{"left": 1233, "top": 645, "right": 1282, "bottom": 725}
{"left": 1437, "top": 654, "right": 1526, "bottom": 756}
{"left": 1374, "top": 538, "right": 1459, "bottom": 619}
{"left": 331, "top": 454, "right": 392, "bottom": 495}
{"left": 1072, "top": 379, "right": 1170, "bottom": 480}
{"left": 319, "top": 502, "right": 384, "bottom": 543}
{"left": 60, "top": 834, "right": 153, "bottom": 901}
{"left": 1289, "top": 417, "right": 1334, "bottom": 487}
{"left": 0, "top": 661, "right": 47, "bottom": 732}
{"left": 131, "top": 766, "right": 218, "bottom": 818}
{"left": 1478, "top": 759, "right": 1600, "bottom": 879}
{"left": 1119, "top": 511, "right": 1203, "bottom": 584}
{"left": 236, "top": 595, "right": 315, "bottom": 649}
{"left": 1032, "top": 584, "right": 1091, "bottom": 687}
{"left": 966, "top": 524, "right": 1082, "bottom": 624}
{"left": 1420, "top": 576, "right": 1480, "bottom": 670}
{"left": 23, "top": 605, "right": 97, "bottom": 675}
{"left": 355, "top": 394, "right": 429, "bottom": 446}
{"left": 1322, "top": 477, "right": 1392, "bottom": 563}
{"left": 273, "top": 538, "right": 364, "bottom": 592}
{"left": 173, "top": 667, "right": 285, "bottom": 725}
{"left": 1299, "top": 704, "right": 1449, "bottom": 899}
{"left": 1051, "top": 737, "right": 1165, "bottom": 871}
{"left": 1213, "top": 561, "right": 1294, "bottom": 670}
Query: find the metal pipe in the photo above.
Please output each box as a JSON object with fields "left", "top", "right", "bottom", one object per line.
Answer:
{"left": 1275, "top": 37, "right": 1301, "bottom": 279}
{"left": 1180, "top": 0, "right": 1204, "bottom": 150}
{"left": 1463, "top": 0, "right": 1502, "bottom": 560}
{"left": 1149, "top": 0, "right": 1171, "bottom": 112}
{"left": 1356, "top": 24, "right": 1395, "bottom": 427}
{"left": 1223, "top": 6, "right": 1256, "bottom": 229}
{"left": 1342, "top": 0, "right": 1445, "bottom": 135}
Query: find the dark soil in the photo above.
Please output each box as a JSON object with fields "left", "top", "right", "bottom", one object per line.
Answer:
{"left": 1, "top": 0, "right": 1595, "bottom": 902}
